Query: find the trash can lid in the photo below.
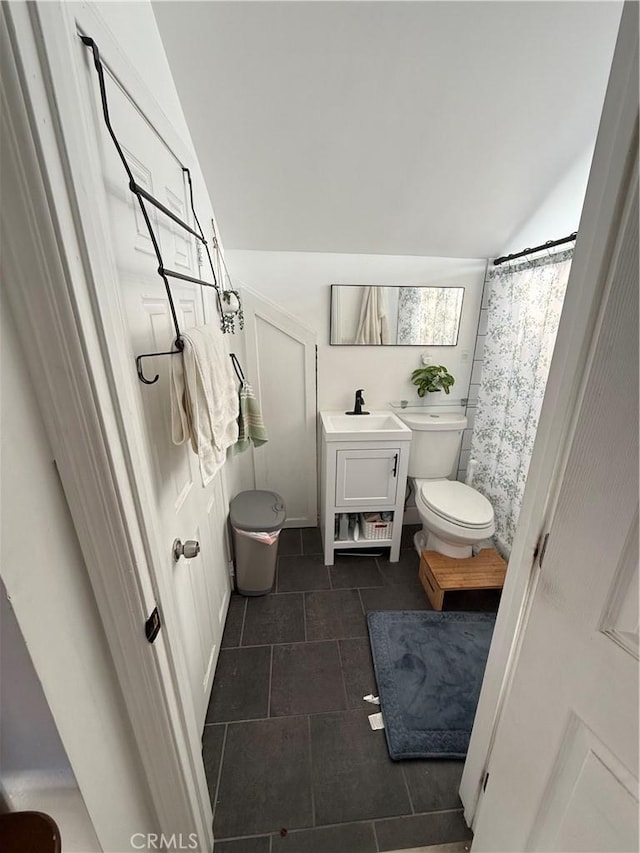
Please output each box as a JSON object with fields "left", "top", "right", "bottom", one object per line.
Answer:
{"left": 230, "top": 490, "right": 286, "bottom": 533}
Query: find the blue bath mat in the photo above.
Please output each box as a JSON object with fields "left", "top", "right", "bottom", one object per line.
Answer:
{"left": 367, "top": 610, "right": 496, "bottom": 760}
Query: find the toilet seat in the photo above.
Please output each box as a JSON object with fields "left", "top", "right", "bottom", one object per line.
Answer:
{"left": 412, "top": 477, "right": 495, "bottom": 558}
{"left": 418, "top": 480, "right": 493, "bottom": 530}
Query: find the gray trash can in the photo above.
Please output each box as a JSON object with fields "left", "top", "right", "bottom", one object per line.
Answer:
{"left": 230, "top": 490, "right": 286, "bottom": 596}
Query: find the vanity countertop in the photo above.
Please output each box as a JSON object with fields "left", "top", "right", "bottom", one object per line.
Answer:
{"left": 320, "top": 410, "right": 412, "bottom": 442}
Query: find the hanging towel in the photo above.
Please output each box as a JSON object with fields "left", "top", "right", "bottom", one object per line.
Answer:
{"left": 170, "top": 326, "right": 239, "bottom": 486}
{"left": 355, "top": 286, "right": 390, "bottom": 344}
{"left": 234, "top": 381, "right": 268, "bottom": 452}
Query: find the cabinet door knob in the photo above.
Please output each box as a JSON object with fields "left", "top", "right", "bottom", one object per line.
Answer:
{"left": 392, "top": 453, "right": 398, "bottom": 477}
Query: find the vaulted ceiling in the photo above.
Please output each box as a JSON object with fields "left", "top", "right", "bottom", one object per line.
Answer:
{"left": 154, "top": 1, "right": 621, "bottom": 258}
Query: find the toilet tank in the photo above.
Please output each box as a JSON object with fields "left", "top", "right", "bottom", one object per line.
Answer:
{"left": 397, "top": 412, "right": 467, "bottom": 478}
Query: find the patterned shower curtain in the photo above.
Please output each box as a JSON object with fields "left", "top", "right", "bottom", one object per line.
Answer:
{"left": 470, "top": 249, "right": 573, "bottom": 552}
{"left": 396, "top": 286, "right": 463, "bottom": 345}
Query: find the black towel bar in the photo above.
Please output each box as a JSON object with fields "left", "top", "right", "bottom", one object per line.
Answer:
{"left": 160, "top": 267, "right": 219, "bottom": 290}
{"left": 131, "top": 182, "right": 206, "bottom": 243}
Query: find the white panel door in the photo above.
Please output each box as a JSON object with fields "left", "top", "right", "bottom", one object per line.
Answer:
{"left": 336, "top": 448, "right": 400, "bottom": 506}
{"left": 242, "top": 289, "right": 317, "bottom": 527}
{"left": 472, "top": 158, "right": 638, "bottom": 851}
{"left": 85, "top": 59, "right": 230, "bottom": 728}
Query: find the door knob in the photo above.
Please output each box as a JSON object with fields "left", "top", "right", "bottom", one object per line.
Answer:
{"left": 173, "top": 539, "right": 201, "bottom": 561}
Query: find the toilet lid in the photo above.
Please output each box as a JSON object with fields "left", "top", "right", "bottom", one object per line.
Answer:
{"left": 419, "top": 480, "right": 493, "bottom": 528}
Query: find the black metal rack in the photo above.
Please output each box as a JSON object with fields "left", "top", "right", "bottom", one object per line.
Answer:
{"left": 81, "top": 36, "right": 241, "bottom": 384}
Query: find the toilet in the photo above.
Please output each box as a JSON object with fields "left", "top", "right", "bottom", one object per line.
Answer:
{"left": 397, "top": 411, "right": 494, "bottom": 559}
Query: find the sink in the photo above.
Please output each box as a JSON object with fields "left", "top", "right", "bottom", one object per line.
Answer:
{"left": 321, "top": 411, "right": 412, "bottom": 442}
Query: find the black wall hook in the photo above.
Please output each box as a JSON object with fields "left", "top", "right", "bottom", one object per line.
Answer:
{"left": 136, "top": 343, "right": 183, "bottom": 385}
{"left": 229, "top": 352, "right": 246, "bottom": 384}
{"left": 136, "top": 348, "right": 246, "bottom": 386}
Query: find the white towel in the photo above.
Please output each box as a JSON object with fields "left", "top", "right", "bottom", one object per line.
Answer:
{"left": 170, "top": 326, "right": 239, "bottom": 486}
{"left": 355, "top": 286, "right": 390, "bottom": 344}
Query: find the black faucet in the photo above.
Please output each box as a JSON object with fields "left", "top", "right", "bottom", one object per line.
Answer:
{"left": 346, "top": 389, "right": 370, "bottom": 415}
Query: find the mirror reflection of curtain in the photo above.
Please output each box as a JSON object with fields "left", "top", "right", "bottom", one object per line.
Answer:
{"left": 396, "top": 287, "right": 463, "bottom": 345}
{"left": 470, "top": 249, "right": 573, "bottom": 552}
{"left": 355, "top": 286, "right": 390, "bottom": 344}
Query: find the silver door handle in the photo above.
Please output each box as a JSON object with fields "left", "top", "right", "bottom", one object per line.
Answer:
{"left": 173, "top": 539, "right": 201, "bottom": 561}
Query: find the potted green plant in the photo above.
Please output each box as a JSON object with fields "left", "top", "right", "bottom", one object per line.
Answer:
{"left": 410, "top": 364, "right": 455, "bottom": 397}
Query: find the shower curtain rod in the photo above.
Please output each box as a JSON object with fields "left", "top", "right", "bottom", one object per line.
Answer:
{"left": 493, "top": 231, "right": 577, "bottom": 266}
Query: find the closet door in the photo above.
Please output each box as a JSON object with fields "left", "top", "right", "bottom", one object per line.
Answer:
{"left": 81, "top": 43, "right": 230, "bottom": 728}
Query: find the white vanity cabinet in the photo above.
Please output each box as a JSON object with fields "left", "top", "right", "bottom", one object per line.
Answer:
{"left": 320, "top": 412, "right": 412, "bottom": 566}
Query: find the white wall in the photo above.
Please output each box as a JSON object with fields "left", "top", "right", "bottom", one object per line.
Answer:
{"left": 501, "top": 144, "right": 593, "bottom": 254}
{"left": 0, "top": 287, "right": 153, "bottom": 849}
{"left": 0, "top": 582, "right": 100, "bottom": 852}
{"left": 227, "top": 250, "right": 486, "bottom": 412}
{"left": 1, "top": 579, "right": 71, "bottom": 780}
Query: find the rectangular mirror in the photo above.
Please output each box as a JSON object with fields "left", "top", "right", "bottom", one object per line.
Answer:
{"left": 330, "top": 285, "right": 464, "bottom": 346}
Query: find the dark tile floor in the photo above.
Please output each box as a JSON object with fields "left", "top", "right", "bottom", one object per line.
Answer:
{"left": 206, "top": 526, "right": 499, "bottom": 852}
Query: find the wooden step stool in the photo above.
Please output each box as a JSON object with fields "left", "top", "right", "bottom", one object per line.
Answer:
{"left": 419, "top": 548, "right": 507, "bottom": 611}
